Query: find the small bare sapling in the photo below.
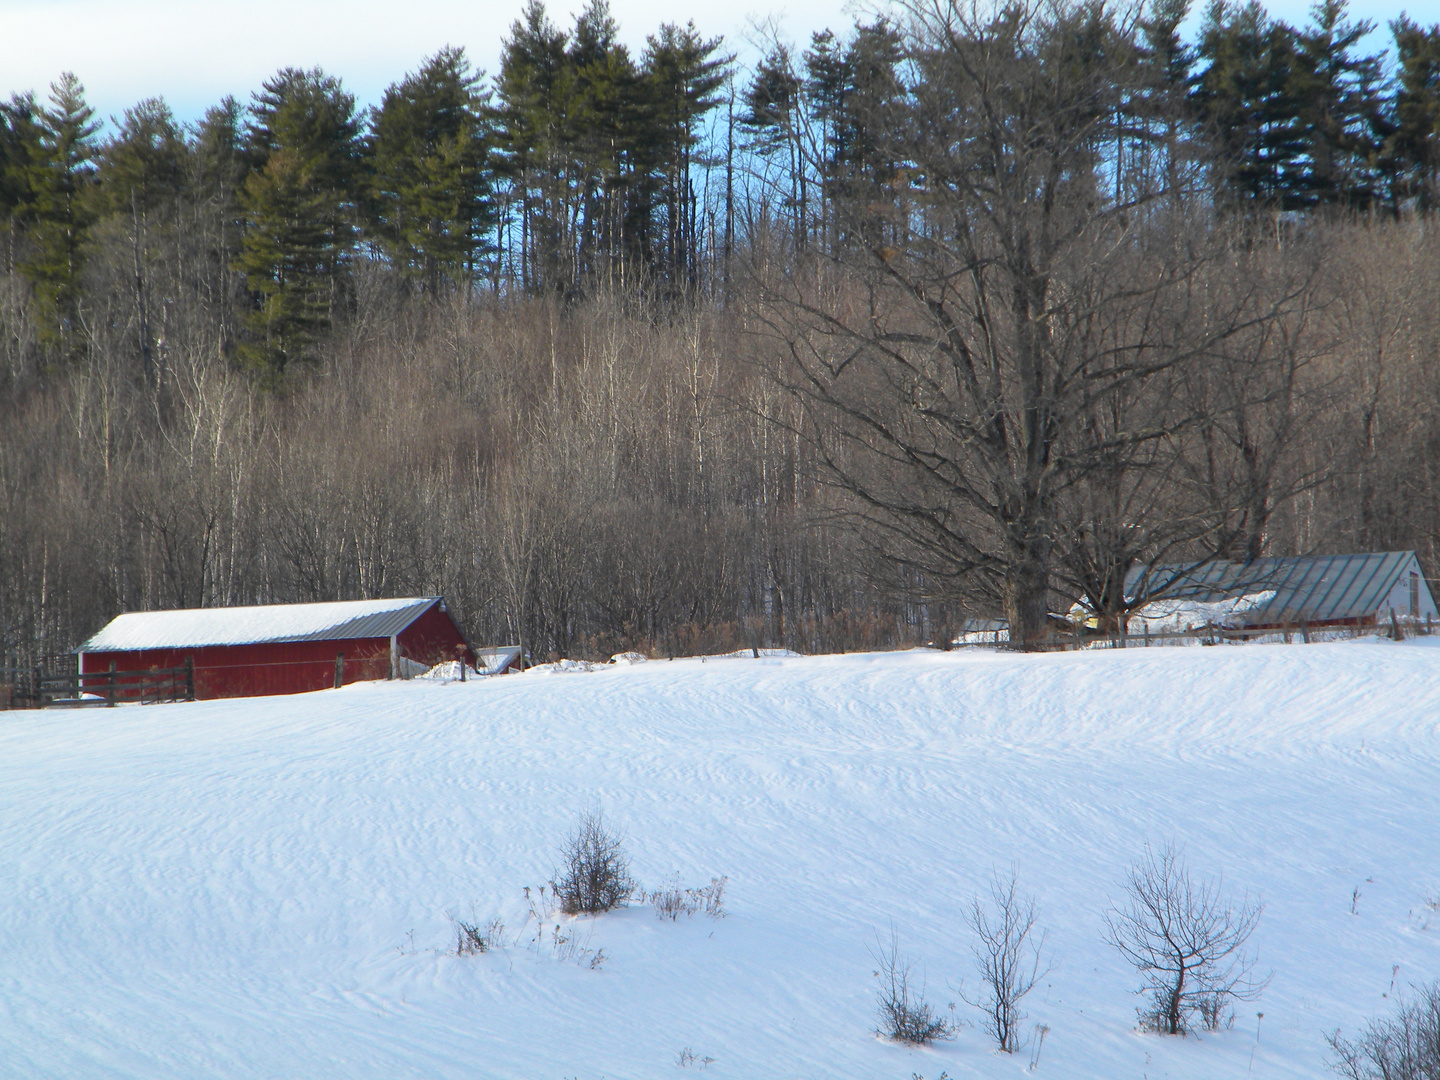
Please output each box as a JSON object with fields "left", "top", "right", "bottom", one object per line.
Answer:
{"left": 872, "top": 928, "right": 957, "bottom": 1045}
{"left": 962, "top": 869, "right": 1051, "bottom": 1052}
{"left": 1105, "top": 843, "right": 1268, "bottom": 1035}
{"left": 554, "top": 809, "right": 636, "bottom": 915}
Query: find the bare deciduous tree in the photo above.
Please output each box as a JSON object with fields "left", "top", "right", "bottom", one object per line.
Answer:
{"left": 1104, "top": 843, "right": 1268, "bottom": 1035}
{"left": 962, "top": 869, "right": 1051, "bottom": 1052}
{"left": 554, "top": 809, "right": 636, "bottom": 915}
{"left": 752, "top": 0, "right": 1297, "bottom": 649}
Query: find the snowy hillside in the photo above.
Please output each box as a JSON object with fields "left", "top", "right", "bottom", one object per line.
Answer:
{"left": 2, "top": 640, "right": 1438, "bottom": 1080}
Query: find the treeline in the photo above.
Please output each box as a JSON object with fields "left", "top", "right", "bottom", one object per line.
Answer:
{"left": 3, "top": 0, "right": 1440, "bottom": 663}
{"left": 6, "top": 0, "right": 1440, "bottom": 374}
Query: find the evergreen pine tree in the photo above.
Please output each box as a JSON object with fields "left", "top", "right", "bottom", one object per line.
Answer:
{"left": 370, "top": 46, "right": 495, "bottom": 294}
{"left": 1290, "top": 0, "right": 1387, "bottom": 209}
{"left": 192, "top": 97, "right": 248, "bottom": 217}
{"left": 1193, "top": 1, "right": 1305, "bottom": 211}
{"left": 828, "top": 17, "right": 903, "bottom": 247}
{"left": 564, "top": 1, "right": 641, "bottom": 285}
{"left": 743, "top": 43, "right": 804, "bottom": 248}
{"left": 20, "top": 73, "right": 100, "bottom": 350}
{"left": 840, "top": 21, "right": 903, "bottom": 182}
{"left": 1386, "top": 16, "right": 1440, "bottom": 209}
{"left": 640, "top": 21, "right": 728, "bottom": 292}
{"left": 98, "top": 98, "right": 185, "bottom": 215}
{"left": 189, "top": 98, "right": 248, "bottom": 356}
{"left": 96, "top": 97, "right": 187, "bottom": 385}
{"left": 804, "top": 29, "right": 849, "bottom": 249}
{"left": 235, "top": 68, "right": 361, "bottom": 379}
{"left": 494, "top": 0, "right": 573, "bottom": 292}
{"left": 0, "top": 93, "right": 42, "bottom": 230}
{"left": 1131, "top": 0, "right": 1197, "bottom": 195}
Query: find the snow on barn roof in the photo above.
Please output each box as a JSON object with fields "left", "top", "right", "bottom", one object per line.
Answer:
{"left": 79, "top": 598, "right": 443, "bottom": 652}
{"left": 1125, "top": 551, "right": 1433, "bottom": 625}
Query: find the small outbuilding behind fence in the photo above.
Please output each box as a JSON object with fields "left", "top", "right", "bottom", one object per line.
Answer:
{"left": 77, "top": 597, "right": 477, "bottom": 701}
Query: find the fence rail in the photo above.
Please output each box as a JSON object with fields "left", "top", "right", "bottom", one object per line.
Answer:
{"left": 958, "top": 613, "right": 1435, "bottom": 651}
{"left": 0, "top": 661, "right": 194, "bottom": 709}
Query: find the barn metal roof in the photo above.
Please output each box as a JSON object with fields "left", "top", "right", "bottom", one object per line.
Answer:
{"left": 1126, "top": 552, "right": 1432, "bottom": 625}
{"left": 79, "top": 598, "right": 443, "bottom": 652}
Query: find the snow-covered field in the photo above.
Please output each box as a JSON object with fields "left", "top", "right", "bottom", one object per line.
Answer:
{"left": 2, "top": 639, "right": 1438, "bottom": 1079}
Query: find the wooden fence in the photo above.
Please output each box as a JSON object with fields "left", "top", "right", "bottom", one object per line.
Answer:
{"left": 0, "top": 661, "right": 194, "bottom": 709}
{"left": 959, "top": 613, "right": 1435, "bottom": 651}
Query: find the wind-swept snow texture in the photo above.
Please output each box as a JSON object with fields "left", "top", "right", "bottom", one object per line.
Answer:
{"left": 2, "top": 641, "right": 1438, "bottom": 1079}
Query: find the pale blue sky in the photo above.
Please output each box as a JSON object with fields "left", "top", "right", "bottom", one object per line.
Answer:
{"left": 1, "top": 0, "right": 1436, "bottom": 129}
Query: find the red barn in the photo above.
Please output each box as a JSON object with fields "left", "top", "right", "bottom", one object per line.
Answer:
{"left": 77, "top": 597, "right": 474, "bottom": 701}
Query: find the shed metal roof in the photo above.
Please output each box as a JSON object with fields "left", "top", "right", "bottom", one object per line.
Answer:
{"left": 476, "top": 645, "right": 522, "bottom": 675}
{"left": 1125, "top": 552, "right": 1433, "bottom": 625}
{"left": 79, "top": 598, "right": 443, "bottom": 652}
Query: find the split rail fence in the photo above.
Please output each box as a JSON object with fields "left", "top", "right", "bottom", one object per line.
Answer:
{"left": 0, "top": 661, "right": 195, "bottom": 709}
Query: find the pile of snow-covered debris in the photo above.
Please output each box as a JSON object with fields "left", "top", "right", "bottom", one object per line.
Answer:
{"left": 418, "top": 660, "right": 480, "bottom": 681}
{"left": 1127, "top": 589, "right": 1277, "bottom": 633}
{"left": 525, "top": 652, "right": 649, "bottom": 675}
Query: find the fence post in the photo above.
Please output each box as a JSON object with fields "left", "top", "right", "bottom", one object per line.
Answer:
{"left": 334, "top": 652, "right": 345, "bottom": 690}
{"left": 1300, "top": 618, "right": 1309, "bottom": 645}
{"left": 185, "top": 658, "right": 194, "bottom": 701}
{"left": 455, "top": 643, "right": 467, "bottom": 682}
{"left": 107, "top": 660, "right": 117, "bottom": 706}
{"left": 32, "top": 666, "right": 41, "bottom": 709}
{"left": 1392, "top": 609, "right": 1403, "bottom": 642}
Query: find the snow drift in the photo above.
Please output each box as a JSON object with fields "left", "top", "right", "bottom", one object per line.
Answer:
{"left": 1, "top": 639, "right": 1438, "bottom": 1079}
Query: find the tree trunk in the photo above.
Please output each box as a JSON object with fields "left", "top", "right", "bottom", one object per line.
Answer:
{"left": 1006, "top": 549, "right": 1051, "bottom": 651}
{"left": 1168, "top": 965, "right": 1185, "bottom": 1035}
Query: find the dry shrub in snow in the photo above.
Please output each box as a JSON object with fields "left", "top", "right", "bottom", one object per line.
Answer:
{"left": 1329, "top": 983, "right": 1440, "bottom": 1080}
{"left": 643, "top": 876, "right": 727, "bottom": 920}
{"left": 545, "top": 922, "right": 608, "bottom": 969}
{"left": 963, "top": 869, "right": 1051, "bottom": 1052}
{"left": 1105, "top": 843, "right": 1267, "bottom": 1034}
{"left": 450, "top": 914, "right": 505, "bottom": 956}
{"left": 554, "top": 810, "right": 635, "bottom": 915}
{"left": 872, "top": 929, "right": 956, "bottom": 1045}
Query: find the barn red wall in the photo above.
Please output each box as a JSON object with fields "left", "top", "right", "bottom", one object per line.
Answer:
{"left": 78, "top": 600, "right": 474, "bottom": 702}
{"left": 396, "top": 604, "right": 474, "bottom": 668}
{"left": 81, "top": 638, "right": 392, "bottom": 700}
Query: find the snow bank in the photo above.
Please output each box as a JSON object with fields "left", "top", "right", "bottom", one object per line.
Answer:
{"left": 524, "top": 657, "right": 604, "bottom": 674}
{"left": 714, "top": 647, "right": 802, "bottom": 659}
{"left": 2, "top": 640, "right": 1439, "bottom": 1080}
